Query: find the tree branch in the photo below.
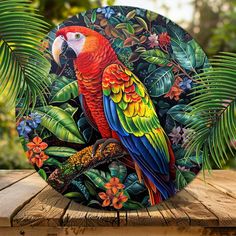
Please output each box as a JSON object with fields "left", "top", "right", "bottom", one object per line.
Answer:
{"left": 47, "top": 143, "right": 127, "bottom": 193}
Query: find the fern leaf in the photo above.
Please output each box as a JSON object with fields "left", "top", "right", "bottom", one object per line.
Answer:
{"left": 185, "top": 53, "right": 236, "bottom": 170}
{"left": 0, "top": 0, "right": 50, "bottom": 115}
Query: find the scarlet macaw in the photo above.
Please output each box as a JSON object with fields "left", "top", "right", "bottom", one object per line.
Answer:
{"left": 52, "top": 26, "right": 176, "bottom": 204}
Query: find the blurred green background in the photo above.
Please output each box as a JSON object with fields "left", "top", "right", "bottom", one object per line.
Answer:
{"left": 0, "top": 0, "right": 236, "bottom": 169}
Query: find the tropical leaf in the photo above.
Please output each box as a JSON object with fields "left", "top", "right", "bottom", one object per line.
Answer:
{"left": 50, "top": 76, "right": 78, "bottom": 103}
{"left": 108, "top": 161, "right": 127, "bottom": 182}
{"left": 44, "top": 158, "right": 62, "bottom": 168}
{"left": 141, "top": 49, "right": 170, "bottom": 66}
{"left": 124, "top": 173, "right": 146, "bottom": 195}
{"left": 175, "top": 169, "right": 196, "bottom": 190}
{"left": 71, "top": 180, "right": 90, "bottom": 200}
{"left": 0, "top": 0, "right": 50, "bottom": 115}
{"left": 64, "top": 192, "right": 84, "bottom": 200}
{"left": 60, "top": 103, "right": 78, "bottom": 116}
{"left": 171, "top": 39, "right": 195, "bottom": 71}
{"left": 84, "top": 169, "right": 111, "bottom": 190}
{"left": 143, "top": 66, "right": 174, "bottom": 97}
{"left": 38, "top": 169, "right": 47, "bottom": 180}
{"left": 185, "top": 52, "right": 236, "bottom": 170}
{"left": 35, "top": 106, "right": 84, "bottom": 144}
{"left": 167, "top": 104, "right": 196, "bottom": 125}
{"left": 44, "top": 146, "right": 77, "bottom": 157}
{"left": 123, "top": 200, "right": 144, "bottom": 210}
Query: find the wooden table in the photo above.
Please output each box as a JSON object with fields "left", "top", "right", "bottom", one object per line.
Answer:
{"left": 0, "top": 170, "right": 236, "bottom": 236}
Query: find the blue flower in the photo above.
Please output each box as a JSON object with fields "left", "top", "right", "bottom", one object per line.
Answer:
{"left": 179, "top": 77, "right": 192, "bottom": 91}
{"left": 17, "top": 120, "right": 32, "bottom": 138}
{"left": 97, "top": 7, "right": 115, "bottom": 19}
{"left": 28, "top": 113, "right": 41, "bottom": 129}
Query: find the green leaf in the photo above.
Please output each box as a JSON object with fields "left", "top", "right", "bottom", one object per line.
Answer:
{"left": 175, "top": 169, "right": 196, "bottom": 190}
{"left": 91, "top": 10, "right": 97, "bottom": 24}
{"left": 135, "top": 16, "right": 148, "bottom": 31}
{"left": 0, "top": 0, "right": 50, "bottom": 115}
{"left": 108, "top": 161, "right": 127, "bottom": 182}
{"left": 84, "top": 169, "right": 111, "bottom": 190}
{"left": 188, "top": 40, "right": 206, "bottom": 68}
{"left": 124, "top": 173, "right": 146, "bottom": 195}
{"left": 71, "top": 180, "right": 90, "bottom": 200}
{"left": 143, "top": 66, "right": 174, "bottom": 97}
{"left": 44, "top": 158, "right": 62, "bottom": 168}
{"left": 60, "top": 103, "right": 78, "bottom": 116}
{"left": 44, "top": 146, "right": 77, "bottom": 157}
{"left": 141, "top": 49, "right": 170, "bottom": 66}
{"left": 35, "top": 106, "right": 84, "bottom": 144}
{"left": 38, "top": 169, "right": 47, "bottom": 180}
{"left": 64, "top": 192, "right": 84, "bottom": 200}
{"left": 123, "top": 200, "right": 144, "bottom": 210}
{"left": 167, "top": 104, "right": 194, "bottom": 125}
{"left": 171, "top": 39, "right": 195, "bottom": 71}
{"left": 185, "top": 53, "right": 236, "bottom": 170}
{"left": 50, "top": 76, "right": 78, "bottom": 103}
{"left": 84, "top": 180, "right": 97, "bottom": 197}
{"left": 126, "top": 10, "right": 136, "bottom": 19}
{"left": 126, "top": 23, "right": 135, "bottom": 34}
{"left": 146, "top": 10, "right": 158, "bottom": 21}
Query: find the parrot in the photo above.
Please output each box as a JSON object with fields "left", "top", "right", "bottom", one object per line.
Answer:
{"left": 52, "top": 26, "right": 176, "bottom": 204}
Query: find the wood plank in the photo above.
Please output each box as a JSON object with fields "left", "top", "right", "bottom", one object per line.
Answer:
{"left": 0, "top": 170, "right": 34, "bottom": 190}
{"left": 0, "top": 172, "right": 47, "bottom": 227}
{"left": 197, "top": 170, "right": 236, "bottom": 199}
{"left": 185, "top": 177, "right": 236, "bottom": 226}
{"left": 0, "top": 226, "right": 228, "bottom": 236}
{"left": 165, "top": 189, "right": 218, "bottom": 226}
{"left": 13, "top": 186, "right": 70, "bottom": 227}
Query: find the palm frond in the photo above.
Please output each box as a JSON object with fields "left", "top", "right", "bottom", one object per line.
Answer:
{"left": 0, "top": 0, "right": 50, "bottom": 116}
{"left": 185, "top": 52, "right": 236, "bottom": 170}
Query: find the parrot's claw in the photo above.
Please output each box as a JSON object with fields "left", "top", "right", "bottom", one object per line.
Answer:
{"left": 100, "top": 138, "right": 121, "bottom": 155}
{"left": 91, "top": 138, "right": 107, "bottom": 157}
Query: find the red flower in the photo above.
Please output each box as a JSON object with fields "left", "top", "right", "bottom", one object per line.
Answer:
{"left": 27, "top": 136, "right": 48, "bottom": 153}
{"left": 164, "top": 85, "right": 183, "bottom": 101}
{"left": 159, "top": 32, "right": 171, "bottom": 47}
{"left": 26, "top": 150, "right": 48, "bottom": 168}
{"left": 112, "top": 192, "right": 128, "bottom": 209}
{"left": 104, "top": 177, "right": 125, "bottom": 194}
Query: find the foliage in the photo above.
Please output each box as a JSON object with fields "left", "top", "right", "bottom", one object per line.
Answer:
{"left": 185, "top": 52, "right": 236, "bottom": 170}
{"left": 0, "top": 0, "right": 50, "bottom": 116}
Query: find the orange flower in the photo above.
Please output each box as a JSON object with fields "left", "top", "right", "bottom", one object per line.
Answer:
{"left": 27, "top": 151, "right": 49, "bottom": 168}
{"left": 104, "top": 177, "right": 125, "bottom": 194}
{"left": 27, "top": 136, "right": 48, "bottom": 153}
{"left": 112, "top": 192, "right": 128, "bottom": 209}
{"left": 98, "top": 189, "right": 113, "bottom": 207}
{"left": 164, "top": 85, "right": 183, "bottom": 101}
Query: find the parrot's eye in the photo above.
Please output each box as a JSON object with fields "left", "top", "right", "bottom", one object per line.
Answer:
{"left": 75, "top": 33, "right": 81, "bottom": 39}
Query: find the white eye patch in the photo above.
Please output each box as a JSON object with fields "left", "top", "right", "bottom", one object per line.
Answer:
{"left": 66, "top": 32, "right": 86, "bottom": 56}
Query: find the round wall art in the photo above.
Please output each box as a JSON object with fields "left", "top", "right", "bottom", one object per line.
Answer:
{"left": 16, "top": 6, "right": 209, "bottom": 210}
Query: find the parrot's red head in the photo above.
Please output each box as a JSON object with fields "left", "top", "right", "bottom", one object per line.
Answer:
{"left": 52, "top": 26, "right": 108, "bottom": 66}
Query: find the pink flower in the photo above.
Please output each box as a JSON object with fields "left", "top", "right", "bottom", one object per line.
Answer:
{"left": 148, "top": 33, "right": 159, "bottom": 48}
{"left": 169, "top": 126, "right": 182, "bottom": 144}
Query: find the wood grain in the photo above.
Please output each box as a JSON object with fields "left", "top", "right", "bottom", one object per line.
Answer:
{"left": 0, "top": 170, "right": 236, "bottom": 229}
{"left": 13, "top": 186, "right": 70, "bottom": 227}
{"left": 0, "top": 170, "right": 34, "bottom": 191}
{"left": 0, "top": 172, "right": 47, "bottom": 227}
{"left": 185, "top": 176, "right": 236, "bottom": 226}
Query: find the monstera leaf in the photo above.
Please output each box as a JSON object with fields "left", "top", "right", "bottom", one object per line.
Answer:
{"left": 143, "top": 66, "right": 174, "bottom": 97}
{"left": 50, "top": 76, "right": 78, "bottom": 103}
{"left": 35, "top": 106, "right": 84, "bottom": 144}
